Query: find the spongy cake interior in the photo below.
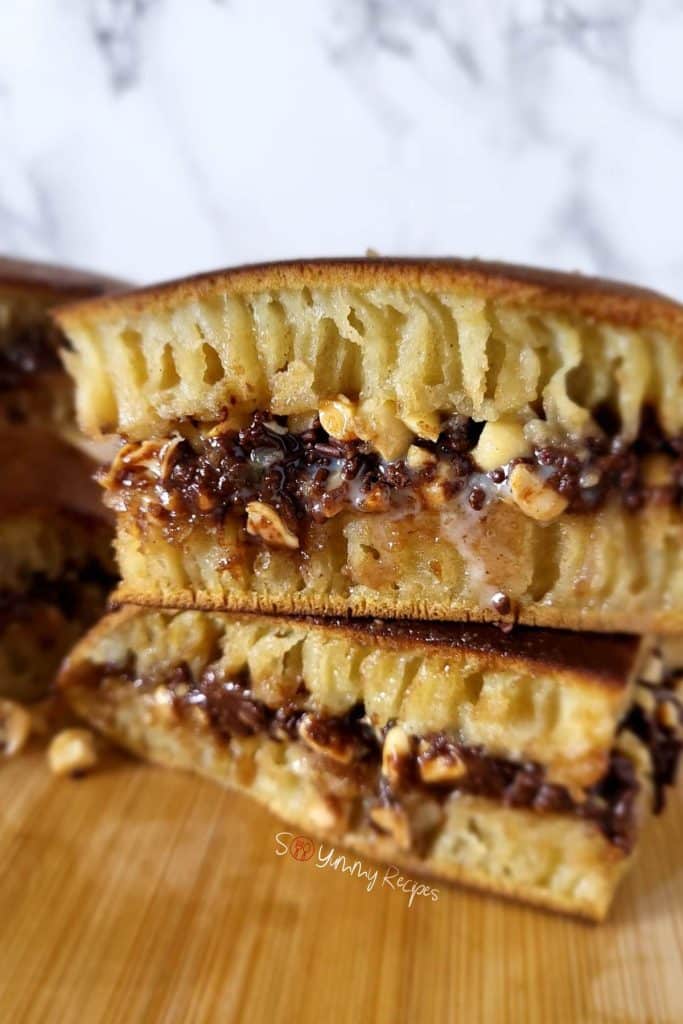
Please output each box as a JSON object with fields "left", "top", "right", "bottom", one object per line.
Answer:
{"left": 55, "top": 259, "right": 683, "bottom": 442}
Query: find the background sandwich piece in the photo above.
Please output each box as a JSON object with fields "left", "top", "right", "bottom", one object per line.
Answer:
{"left": 1, "top": 512, "right": 114, "bottom": 703}
{"left": 0, "top": 258, "right": 125, "bottom": 703}
{"left": 54, "top": 258, "right": 683, "bottom": 634}
{"left": 58, "top": 607, "right": 682, "bottom": 920}
{"left": 0, "top": 257, "right": 124, "bottom": 432}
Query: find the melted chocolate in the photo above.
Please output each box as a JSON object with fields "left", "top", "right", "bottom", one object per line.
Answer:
{"left": 414, "top": 736, "right": 640, "bottom": 852}
{"left": 109, "top": 408, "right": 683, "bottom": 539}
{"left": 96, "top": 658, "right": 682, "bottom": 855}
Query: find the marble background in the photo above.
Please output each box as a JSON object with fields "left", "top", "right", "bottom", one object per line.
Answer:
{"left": 0, "top": 0, "right": 682, "bottom": 295}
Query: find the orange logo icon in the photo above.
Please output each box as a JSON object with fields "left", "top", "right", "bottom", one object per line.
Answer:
{"left": 290, "top": 835, "right": 315, "bottom": 862}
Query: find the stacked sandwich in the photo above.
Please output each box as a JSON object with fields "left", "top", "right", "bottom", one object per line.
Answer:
{"left": 54, "top": 259, "right": 682, "bottom": 919}
{"left": 0, "top": 258, "right": 122, "bottom": 705}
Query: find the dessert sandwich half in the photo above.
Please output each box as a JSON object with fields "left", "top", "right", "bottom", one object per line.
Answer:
{"left": 54, "top": 258, "right": 683, "bottom": 634}
{"left": 59, "top": 608, "right": 682, "bottom": 920}
{"left": 0, "top": 258, "right": 123, "bottom": 702}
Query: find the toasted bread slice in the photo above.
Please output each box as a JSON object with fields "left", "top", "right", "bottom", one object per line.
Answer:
{"left": 54, "top": 258, "right": 683, "bottom": 633}
{"left": 58, "top": 608, "right": 682, "bottom": 918}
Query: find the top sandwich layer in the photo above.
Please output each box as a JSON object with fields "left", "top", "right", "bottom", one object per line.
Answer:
{"left": 54, "top": 257, "right": 683, "bottom": 446}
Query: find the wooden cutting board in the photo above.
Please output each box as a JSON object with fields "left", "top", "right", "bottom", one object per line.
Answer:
{"left": 0, "top": 748, "right": 681, "bottom": 1024}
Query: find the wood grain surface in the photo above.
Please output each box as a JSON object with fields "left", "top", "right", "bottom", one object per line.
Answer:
{"left": 1, "top": 748, "right": 681, "bottom": 1024}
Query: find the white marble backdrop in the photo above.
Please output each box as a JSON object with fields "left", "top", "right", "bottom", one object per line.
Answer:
{"left": 0, "top": 0, "right": 682, "bottom": 295}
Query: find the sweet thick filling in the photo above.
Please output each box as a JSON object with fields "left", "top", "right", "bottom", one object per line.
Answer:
{"left": 104, "top": 408, "right": 683, "bottom": 547}
{"left": 91, "top": 656, "right": 682, "bottom": 854}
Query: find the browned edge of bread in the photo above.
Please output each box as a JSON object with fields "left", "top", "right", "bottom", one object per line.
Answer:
{"left": 66, "top": 605, "right": 643, "bottom": 693}
{"left": 52, "top": 257, "right": 683, "bottom": 338}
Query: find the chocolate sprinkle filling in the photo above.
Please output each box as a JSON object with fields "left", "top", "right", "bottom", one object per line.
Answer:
{"left": 109, "top": 407, "right": 683, "bottom": 541}
{"left": 96, "top": 658, "right": 682, "bottom": 855}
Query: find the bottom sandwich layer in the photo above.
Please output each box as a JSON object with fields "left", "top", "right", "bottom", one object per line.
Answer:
{"left": 57, "top": 671, "right": 638, "bottom": 920}
{"left": 59, "top": 609, "right": 682, "bottom": 920}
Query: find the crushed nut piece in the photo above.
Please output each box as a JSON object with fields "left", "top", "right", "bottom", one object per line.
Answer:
{"left": 196, "top": 490, "right": 219, "bottom": 512}
{"left": 48, "top": 728, "right": 98, "bottom": 777}
{"left": 321, "top": 396, "right": 414, "bottom": 461}
{"left": 0, "top": 699, "right": 32, "bottom": 757}
{"left": 406, "top": 445, "right": 437, "bottom": 471}
{"left": 402, "top": 410, "right": 441, "bottom": 442}
{"left": 152, "top": 685, "right": 176, "bottom": 723}
{"left": 381, "top": 725, "right": 412, "bottom": 786}
{"left": 246, "top": 501, "right": 299, "bottom": 549}
{"left": 359, "top": 401, "right": 413, "bottom": 461}
{"left": 409, "top": 796, "right": 444, "bottom": 840}
{"left": 579, "top": 468, "right": 602, "bottom": 489}
{"left": 158, "top": 436, "right": 184, "bottom": 480}
{"left": 298, "top": 714, "right": 355, "bottom": 764}
{"left": 358, "top": 486, "right": 391, "bottom": 514}
{"left": 615, "top": 730, "right": 651, "bottom": 776}
{"left": 508, "top": 464, "right": 569, "bottom": 522}
{"left": 206, "top": 410, "right": 250, "bottom": 437}
{"left": 421, "top": 464, "right": 452, "bottom": 510}
{"left": 472, "top": 419, "right": 528, "bottom": 472}
{"left": 418, "top": 752, "right": 468, "bottom": 784}
{"left": 657, "top": 700, "right": 681, "bottom": 731}
{"left": 318, "top": 395, "right": 358, "bottom": 442}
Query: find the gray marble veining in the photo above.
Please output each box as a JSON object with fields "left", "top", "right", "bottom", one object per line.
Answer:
{"left": 0, "top": 0, "right": 680, "bottom": 296}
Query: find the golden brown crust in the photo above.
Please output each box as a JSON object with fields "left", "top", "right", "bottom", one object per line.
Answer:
{"left": 271, "top": 617, "right": 642, "bottom": 685}
{"left": 113, "top": 579, "right": 683, "bottom": 636}
{"left": 54, "top": 257, "right": 683, "bottom": 335}
{"left": 69, "top": 604, "right": 642, "bottom": 689}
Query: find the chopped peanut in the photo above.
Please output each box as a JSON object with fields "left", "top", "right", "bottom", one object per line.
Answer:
{"left": 48, "top": 729, "right": 98, "bottom": 777}
{"left": 471, "top": 419, "right": 528, "bottom": 472}
{"left": 246, "top": 501, "right": 299, "bottom": 549}
{"left": 0, "top": 700, "right": 31, "bottom": 757}
{"left": 509, "top": 464, "right": 569, "bottom": 522}
{"left": 381, "top": 725, "right": 412, "bottom": 786}
{"left": 419, "top": 752, "right": 467, "bottom": 784}
{"left": 318, "top": 395, "right": 358, "bottom": 442}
